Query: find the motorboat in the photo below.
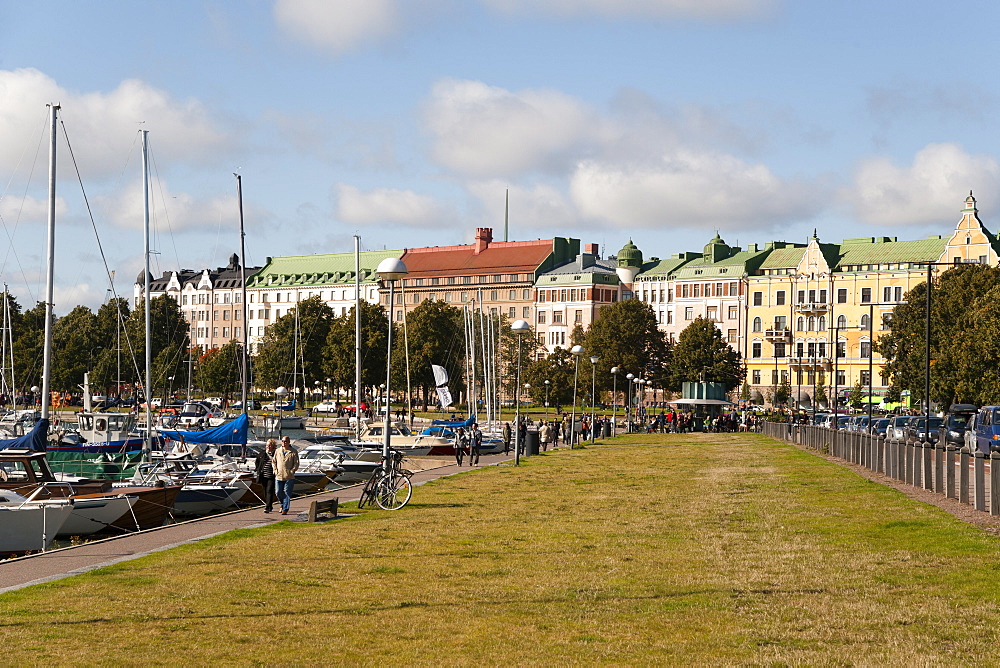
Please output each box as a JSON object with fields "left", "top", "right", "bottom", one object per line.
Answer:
{"left": 356, "top": 421, "right": 452, "bottom": 456}
{"left": 0, "top": 489, "right": 74, "bottom": 555}
{"left": 57, "top": 493, "right": 138, "bottom": 537}
{"left": 129, "top": 455, "right": 246, "bottom": 517}
{"left": 297, "top": 443, "right": 378, "bottom": 484}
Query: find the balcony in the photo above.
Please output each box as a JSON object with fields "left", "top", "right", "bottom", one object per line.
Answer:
{"left": 794, "top": 301, "right": 831, "bottom": 314}
{"left": 787, "top": 355, "right": 830, "bottom": 368}
{"left": 764, "top": 328, "right": 791, "bottom": 341}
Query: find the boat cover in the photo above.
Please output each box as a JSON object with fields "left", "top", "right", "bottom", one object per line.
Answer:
{"left": 159, "top": 412, "right": 249, "bottom": 445}
{"left": 0, "top": 418, "right": 49, "bottom": 452}
{"left": 429, "top": 415, "right": 476, "bottom": 428}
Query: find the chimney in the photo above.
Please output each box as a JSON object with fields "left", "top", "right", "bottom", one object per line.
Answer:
{"left": 584, "top": 243, "right": 598, "bottom": 255}
{"left": 474, "top": 227, "right": 493, "bottom": 255}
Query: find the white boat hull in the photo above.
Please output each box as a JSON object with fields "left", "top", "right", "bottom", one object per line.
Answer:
{"left": 59, "top": 495, "right": 138, "bottom": 536}
{"left": 0, "top": 501, "right": 74, "bottom": 554}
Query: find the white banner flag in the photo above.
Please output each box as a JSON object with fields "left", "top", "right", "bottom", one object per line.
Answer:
{"left": 436, "top": 386, "right": 453, "bottom": 408}
{"left": 431, "top": 364, "right": 449, "bottom": 387}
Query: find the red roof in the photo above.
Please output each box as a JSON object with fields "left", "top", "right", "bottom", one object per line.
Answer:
{"left": 401, "top": 238, "right": 554, "bottom": 277}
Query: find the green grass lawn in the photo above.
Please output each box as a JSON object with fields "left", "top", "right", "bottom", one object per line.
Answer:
{"left": 4, "top": 432, "right": 1000, "bottom": 664}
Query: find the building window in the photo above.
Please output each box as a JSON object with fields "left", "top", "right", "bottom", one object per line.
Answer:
{"left": 752, "top": 317, "right": 762, "bottom": 332}
{"left": 860, "top": 314, "right": 870, "bottom": 330}
{"left": 836, "top": 370, "right": 846, "bottom": 385}
{"left": 752, "top": 369, "right": 761, "bottom": 384}
{"left": 553, "top": 311, "right": 563, "bottom": 324}
{"left": 860, "top": 370, "right": 871, "bottom": 385}
{"left": 213, "top": 327, "right": 219, "bottom": 337}
{"left": 706, "top": 306, "right": 718, "bottom": 321}
{"left": 727, "top": 329, "right": 736, "bottom": 343}
{"left": 836, "top": 315, "right": 847, "bottom": 330}
{"left": 860, "top": 341, "right": 871, "bottom": 358}
{"left": 728, "top": 306, "right": 738, "bottom": 319}
{"left": 509, "top": 307, "right": 516, "bottom": 318}
{"left": 774, "top": 342, "right": 786, "bottom": 358}
{"left": 752, "top": 292, "right": 762, "bottom": 306}
{"left": 684, "top": 307, "right": 694, "bottom": 320}
{"left": 837, "top": 288, "right": 847, "bottom": 303}
{"left": 861, "top": 287, "right": 871, "bottom": 303}
{"left": 538, "top": 312, "right": 547, "bottom": 324}
{"left": 796, "top": 316, "right": 804, "bottom": 332}
{"left": 752, "top": 342, "right": 762, "bottom": 358}
{"left": 775, "top": 290, "right": 785, "bottom": 306}
{"left": 836, "top": 341, "right": 846, "bottom": 358}
{"left": 523, "top": 307, "right": 529, "bottom": 317}
{"left": 666, "top": 311, "right": 673, "bottom": 324}
{"left": 575, "top": 310, "right": 583, "bottom": 323}
{"left": 772, "top": 370, "right": 779, "bottom": 385}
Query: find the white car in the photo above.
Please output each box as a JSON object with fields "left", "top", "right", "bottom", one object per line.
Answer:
{"left": 205, "top": 397, "right": 224, "bottom": 408}
{"left": 312, "top": 401, "right": 339, "bottom": 414}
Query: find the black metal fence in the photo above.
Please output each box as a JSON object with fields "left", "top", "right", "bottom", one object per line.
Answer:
{"left": 761, "top": 422, "right": 999, "bottom": 515}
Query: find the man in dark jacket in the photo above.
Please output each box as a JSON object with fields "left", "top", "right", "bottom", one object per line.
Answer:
{"left": 470, "top": 422, "right": 483, "bottom": 466}
{"left": 255, "top": 438, "right": 278, "bottom": 513}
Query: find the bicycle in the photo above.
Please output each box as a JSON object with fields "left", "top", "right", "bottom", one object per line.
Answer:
{"left": 357, "top": 449, "right": 413, "bottom": 510}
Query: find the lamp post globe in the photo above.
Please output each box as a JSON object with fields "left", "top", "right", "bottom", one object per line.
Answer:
{"left": 570, "top": 345, "right": 585, "bottom": 448}
{"left": 544, "top": 379, "right": 550, "bottom": 415}
{"left": 376, "top": 257, "right": 408, "bottom": 470}
{"left": 274, "top": 386, "right": 288, "bottom": 439}
{"left": 511, "top": 319, "right": 531, "bottom": 465}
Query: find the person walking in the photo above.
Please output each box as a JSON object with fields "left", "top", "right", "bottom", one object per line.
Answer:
{"left": 255, "top": 438, "right": 278, "bottom": 513}
{"left": 539, "top": 421, "right": 551, "bottom": 452}
{"left": 273, "top": 435, "right": 299, "bottom": 515}
{"left": 502, "top": 422, "right": 512, "bottom": 455}
{"left": 455, "top": 427, "right": 467, "bottom": 466}
{"left": 470, "top": 422, "right": 483, "bottom": 466}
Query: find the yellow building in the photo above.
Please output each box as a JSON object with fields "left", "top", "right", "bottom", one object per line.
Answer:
{"left": 745, "top": 193, "right": 1000, "bottom": 408}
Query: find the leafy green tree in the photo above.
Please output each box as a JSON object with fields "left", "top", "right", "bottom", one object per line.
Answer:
{"left": 401, "top": 299, "right": 464, "bottom": 409}
{"left": 878, "top": 264, "right": 1000, "bottom": 407}
{"left": 883, "top": 384, "right": 901, "bottom": 405}
{"left": 773, "top": 377, "right": 791, "bottom": 408}
{"left": 740, "top": 380, "right": 751, "bottom": 403}
{"left": 13, "top": 301, "right": 47, "bottom": 393}
{"left": 197, "top": 341, "right": 243, "bottom": 398}
{"left": 579, "top": 298, "right": 670, "bottom": 396}
{"left": 664, "top": 316, "right": 745, "bottom": 392}
{"left": 89, "top": 298, "right": 131, "bottom": 394}
{"left": 848, "top": 380, "right": 865, "bottom": 409}
{"left": 951, "top": 283, "right": 1000, "bottom": 405}
{"left": 815, "top": 380, "right": 828, "bottom": 408}
{"left": 322, "top": 301, "right": 389, "bottom": 401}
{"left": 523, "top": 347, "right": 578, "bottom": 413}
{"left": 125, "top": 295, "right": 190, "bottom": 400}
{"left": 50, "top": 305, "right": 98, "bottom": 391}
{"left": 253, "top": 296, "right": 334, "bottom": 405}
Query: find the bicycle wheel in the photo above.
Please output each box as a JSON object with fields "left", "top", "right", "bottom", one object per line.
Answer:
{"left": 375, "top": 472, "right": 412, "bottom": 510}
{"left": 357, "top": 472, "right": 383, "bottom": 509}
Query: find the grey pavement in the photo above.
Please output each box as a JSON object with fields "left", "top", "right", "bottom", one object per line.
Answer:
{"left": 0, "top": 450, "right": 525, "bottom": 594}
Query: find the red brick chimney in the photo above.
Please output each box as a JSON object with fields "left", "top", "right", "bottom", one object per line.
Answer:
{"left": 474, "top": 228, "right": 493, "bottom": 255}
{"left": 585, "top": 243, "right": 598, "bottom": 255}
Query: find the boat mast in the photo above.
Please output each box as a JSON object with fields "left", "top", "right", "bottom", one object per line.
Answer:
{"left": 402, "top": 281, "right": 411, "bottom": 425}
{"left": 142, "top": 129, "right": 153, "bottom": 460}
{"left": 40, "top": 104, "right": 59, "bottom": 424}
{"left": 1, "top": 285, "right": 14, "bottom": 402}
{"left": 354, "top": 235, "right": 361, "bottom": 442}
{"left": 234, "top": 173, "right": 248, "bottom": 411}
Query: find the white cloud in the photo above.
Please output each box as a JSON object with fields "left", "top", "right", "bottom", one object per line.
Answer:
{"left": 483, "top": 0, "right": 774, "bottom": 20}
{"left": 0, "top": 193, "right": 68, "bottom": 228}
{"left": 846, "top": 143, "right": 1000, "bottom": 225}
{"left": 424, "top": 78, "right": 598, "bottom": 177}
{"left": 0, "top": 68, "right": 235, "bottom": 180}
{"left": 335, "top": 184, "right": 450, "bottom": 227}
{"left": 95, "top": 178, "right": 237, "bottom": 232}
{"left": 273, "top": 0, "right": 399, "bottom": 54}
{"left": 54, "top": 282, "right": 103, "bottom": 314}
{"left": 570, "top": 151, "right": 817, "bottom": 229}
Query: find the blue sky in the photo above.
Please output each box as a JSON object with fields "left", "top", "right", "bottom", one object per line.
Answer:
{"left": 1, "top": 0, "right": 998, "bottom": 313}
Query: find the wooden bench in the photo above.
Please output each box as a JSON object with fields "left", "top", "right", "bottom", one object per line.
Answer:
{"left": 308, "top": 497, "right": 338, "bottom": 522}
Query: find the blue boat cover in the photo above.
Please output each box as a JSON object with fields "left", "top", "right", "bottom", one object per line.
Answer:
{"left": 159, "top": 413, "right": 249, "bottom": 445}
{"left": 0, "top": 418, "right": 49, "bottom": 452}
{"left": 429, "top": 415, "right": 476, "bottom": 428}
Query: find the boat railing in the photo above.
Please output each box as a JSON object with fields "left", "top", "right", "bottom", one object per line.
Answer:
{"left": 20, "top": 482, "right": 76, "bottom": 506}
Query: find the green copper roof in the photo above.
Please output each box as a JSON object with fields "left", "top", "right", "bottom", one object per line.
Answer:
{"left": 758, "top": 246, "right": 807, "bottom": 269}
{"left": 617, "top": 239, "right": 643, "bottom": 268}
{"left": 671, "top": 248, "right": 772, "bottom": 279}
{"left": 246, "top": 249, "right": 404, "bottom": 288}
{"left": 834, "top": 236, "right": 946, "bottom": 268}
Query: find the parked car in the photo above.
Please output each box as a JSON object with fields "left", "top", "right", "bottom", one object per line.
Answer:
{"left": 870, "top": 418, "right": 891, "bottom": 437}
{"left": 889, "top": 415, "right": 912, "bottom": 440}
{"left": 230, "top": 399, "right": 261, "bottom": 411}
{"left": 312, "top": 401, "right": 339, "bottom": 414}
{"left": 905, "top": 416, "right": 943, "bottom": 444}
{"left": 972, "top": 406, "right": 1000, "bottom": 456}
{"left": 262, "top": 400, "right": 296, "bottom": 411}
{"left": 205, "top": 397, "right": 224, "bottom": 408}
{"left": 939, "top": 404, "right": 977, "bottom": 450}
{"left": 342, "top": 402, "right": 369, "bottom": 415}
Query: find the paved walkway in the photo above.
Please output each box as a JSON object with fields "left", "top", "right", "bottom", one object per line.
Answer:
{"left": 0, "top": 451, "right": 520, "bottom": 594}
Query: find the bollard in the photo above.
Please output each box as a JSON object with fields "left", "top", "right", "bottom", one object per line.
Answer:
{"left": 935, "top": 444, "right": 944, "bottom": 494}
{"left": 992, "top": 453, "right": 1000, "bottom": 516}
{"left": 923, "top": 442, "right": 933, "bottom": 490}
{"left": 904, "top": 441, "right": 912, "bottom": 484}
{"left": 912, "top": 442, "right": 922, "bottom": 487}
{"left": 975, "top": 452, "right": 986, "bottom": 512}
{"left": 946, "top": 447, "right": 956, "bottom": 499}
{"left": 960, "top": 447, "right": 970, "bottom": 504}
{"left": 877, "top": 436, "right": 885, "bottom": 474}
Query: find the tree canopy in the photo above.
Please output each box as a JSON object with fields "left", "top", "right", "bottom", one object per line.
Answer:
{"left": 664, "top": 316, "right": 745, "bottom": 392}
{"left": 580, "top": 298, "right": 670, "bottom": 395}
